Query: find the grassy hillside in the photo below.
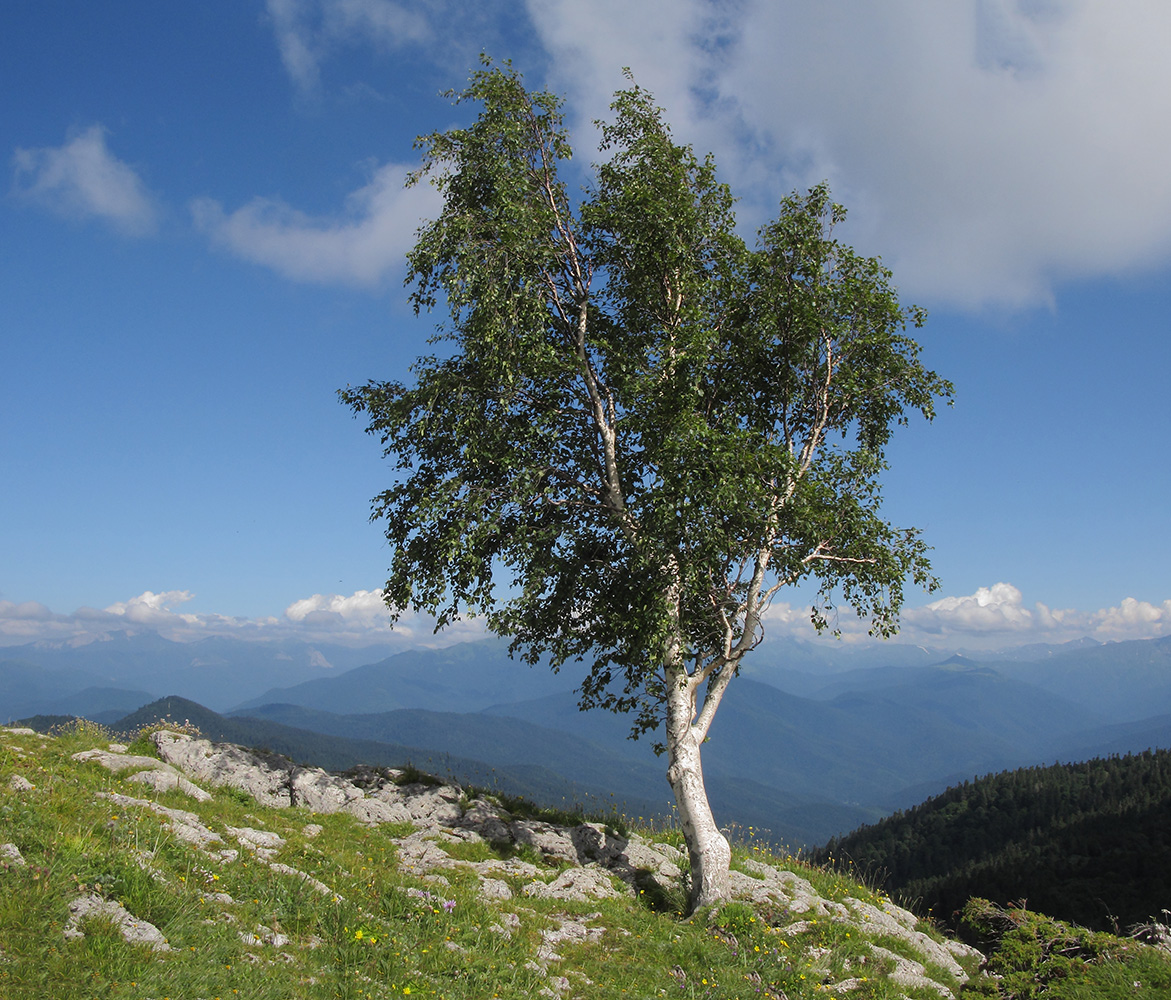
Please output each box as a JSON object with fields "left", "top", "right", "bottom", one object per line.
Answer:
{"left": 2, "top": 721, "right": 1170, "bottom": 999}
{"left": 811, "top": 750, "right": 1171, "bottom": 933}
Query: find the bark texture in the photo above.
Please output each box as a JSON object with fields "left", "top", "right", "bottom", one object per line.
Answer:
{"left": 665, "top": 666, "right": 731, "bottom": 911}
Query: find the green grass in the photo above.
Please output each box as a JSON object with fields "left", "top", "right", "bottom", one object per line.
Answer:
{"left": 957, "top": 898, "right": 1171, "bottom": 999}
{"left": 1, "top": 722, "right": 1168, "bottom": 1000}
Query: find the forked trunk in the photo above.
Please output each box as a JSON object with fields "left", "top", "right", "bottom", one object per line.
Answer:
{"left": 665, "top": 674, "right": 731, "bottom": 912}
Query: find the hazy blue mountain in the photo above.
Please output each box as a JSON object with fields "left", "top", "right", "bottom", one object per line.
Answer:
{"left": 34, "top": 686, "right": 156, "bottom": 722}
{"left": 1042, "top": 713, "right": 1171, "bottom": 762}
{"left": 483, "top": 667, "right": 1105, "bottom": 809}
{"left": 751, "top": 656, "right": 989, "bottom": 700}
{"left": 13, "top": 631, "right": 1171, "bottom": 847}
{"left": 994, "top": 635, "right": 1171, "bottom": 721}
{"left": 1, "top": 632, "right": 392, "bottom": 711}
{"left": 976, "top": 636, "right": 1104, "bottom": 662}
{"left": 231, "top": 639, "right": 576, "bottom": 715}
{"left": 738, "top": 634, "right": 948, "bottom": 681}
{"left": 1, "top": 659, "right": 107, "bottom": 722}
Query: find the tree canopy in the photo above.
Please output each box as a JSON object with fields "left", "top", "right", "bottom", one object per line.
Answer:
{"left": 342, "top": 61, "right": 952, "bottom": 909}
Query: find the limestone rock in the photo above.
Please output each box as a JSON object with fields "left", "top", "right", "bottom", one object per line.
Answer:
{"left": 871, "top": 944, "right": 957, "bottom": 999}
{"left": 73, "top": 749, "right": 171, "bottom": 773}
{"left": 1, "top": 843, "right": 26, "bottom": 868}
{"left": 227, "top": 826, "right": 286, "bottom": 859}
{"left": 344, "top": 797, "right": 412, "bottom": 825}
{"left": 125, "top": 769, "right": 211, "bottom": 801}
{"left": 511, "top": 820, "right": 580, "bottom": 863}
{"left": 239, "top": 924, "right": 290, "bottom": 948}
{"left": 397, "top": 783, "right": 463, "bottom": 825}
{"left": 152, "top": 731, "right": 295, "bottom": 808}
{"left": 847, "top": 898, "right": 972, "bottom": 984}
{"left": 524, "top": 867, "right": 627, "bottom": 902}
{"left": 151, "top": 730, "right": 422, "bottom": 823}
{"left": 393, "top": 835, "right": 456, "bottom": 878}
{"left": 290, "top": 769, "right": 366, "bottom": 813}
{"left": 479, "top": 877, "right": 513, "bottom": 900}
{"left": 72, "top": 746, "right": 212, "bottom": 801}
{"left": 536, "top": 912, "right": 606, "bottom": 964}
{"left": 97, "top": 791, "right": 222, "bottom": 849}
{"left": 733, "top": 859, "right": 847, "bottom": 916}
{"left": 459, "top": 798, "right": 513, "bottom": 842}
{"left": 265, "top": 862, "right": 335, "bottom": 897}
{"left": 63, "top": 894, "right": 171, "bottom": 951}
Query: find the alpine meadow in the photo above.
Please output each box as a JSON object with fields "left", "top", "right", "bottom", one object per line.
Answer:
{"left": 341, "top": 63, "right": 953, "bottom": 912}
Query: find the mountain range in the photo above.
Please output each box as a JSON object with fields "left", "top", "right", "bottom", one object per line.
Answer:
{"left": 3, "top": 630, "right": 1170, "bottom": 846}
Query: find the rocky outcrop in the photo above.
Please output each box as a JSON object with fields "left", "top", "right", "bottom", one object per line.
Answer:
{"left": 97, "top": 791, "right": 224, "bottom": 850}
{"left": 73, "top": 747, "right": 211, "bottom": 801}
{"left": 140, "top": 731, "right": 686, "bottom": 903}
{"left": 63, "top": 894, "right": 171, "bottom": 951}
{"left": 58, "top": 726, "right": 984, "bottom": 998}
{"left": 0, "top": 843, "right": 26, "bottom": 868}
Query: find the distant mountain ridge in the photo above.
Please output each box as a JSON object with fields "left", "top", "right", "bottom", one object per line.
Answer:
{"left": 0, "top": 631, "right": 400, "bottom": 713}
{"left": 6, "top": 630, "right": 1171, "bottom": 847}
{"left": 993, "top": 634, "right": 1171, "bottom": 721}
{"left": 231, "top": 640, "right": 576, "bottom": 715}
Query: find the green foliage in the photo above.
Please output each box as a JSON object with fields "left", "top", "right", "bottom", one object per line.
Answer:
{"left": 391, "top": 762, "right": 447, "bottom": 787}
{"left": 342, "top": 60, "right": 951, "bottom": 744}
{"left": 811, "top": 749, "right": 1171, "bottom": 931}
{"left": 958, "top": 899, "right": 1171, "bottom": 1000}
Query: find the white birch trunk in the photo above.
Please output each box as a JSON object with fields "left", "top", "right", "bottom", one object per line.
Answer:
{"left": 665, "top": 667, "right": 731, "bottom": 911}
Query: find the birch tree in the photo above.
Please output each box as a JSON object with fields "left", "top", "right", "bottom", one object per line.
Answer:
{"left": 341, "top": 63, "right": 952, "bottom": 912}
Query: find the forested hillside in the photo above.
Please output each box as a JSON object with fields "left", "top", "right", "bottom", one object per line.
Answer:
{"left": 811, "top": 749, "right": 1171, "bottom": 932}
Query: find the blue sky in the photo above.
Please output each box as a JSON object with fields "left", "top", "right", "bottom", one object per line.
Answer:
{"left": 3, "top": 1, "right": 1170, "bottom": 653}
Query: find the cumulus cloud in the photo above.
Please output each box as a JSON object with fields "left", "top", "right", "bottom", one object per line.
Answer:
{"left": 251, "top": 1, "right": 1171, "bottom": 302}
{"left": 103, "top": 589, "right": 199, "bottom": 626}
{"left": 11, "top": 125, "right": 160, "bottom": 236}
{"left": 898, "top": 582, "right": 1171, "bottom": 646}
{"left": 908, "top": 582, "right": 1037, "bottom": 634}
{"left": 0, "top": 588, "right": 485, "bottom": 650}
{"left": 266, "top": 0, "right": 430, "bottom": 93}
{"left": 285, "top": 588, "right": 390, "bottom": 625}
{"left": 524, "top": 0, "right": 1171, "bottom": 308}
{"left": 283, "top": 589, "right": 488, "bottom": 645}
{"left": 191, "top": 161, "right": 441, "bottom": 286}
{"left": 1, "top": 582, "right": 1165, "bottom": 653}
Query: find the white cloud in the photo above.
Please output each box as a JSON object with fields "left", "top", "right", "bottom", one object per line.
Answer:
{"left": 285, "top": 588, "right": 390, "bottom": 624}
{"left": 283, "top": 589, "right": 488, "bottom": 645}
{"left": 191, "top": 161, "right": 441, "bottom": 286}
{"left": 250, "top": 1, "right": 1171, "bottom": 304}
{"left": 266, "top": 0, "right": 430, "bottom": 94}
{"left": 0, "top": 588, "right": 485, "bottom": 650}
{"left": 0, "top": 583, "right": 1165, "bottom": 653}
{"left": 896, "top": 582, "right": 1171, "bottom": 647}
{"left": 103, "top": 589, "right": 199, "bottom": 626}
{"left": 1087, "top": 596, "right": 1171, "bottom": 638}
{"left": 0, "top": 600, "right": 53, "bottom": 622}
{"left": 524, "top": 0, "right": 1171, "bottom": 308}
{"left": 908, "top": 582, "right": 1036, "bottom": 634}
{"left": 11, "top": 125, "right": 160, "bottom": 236}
